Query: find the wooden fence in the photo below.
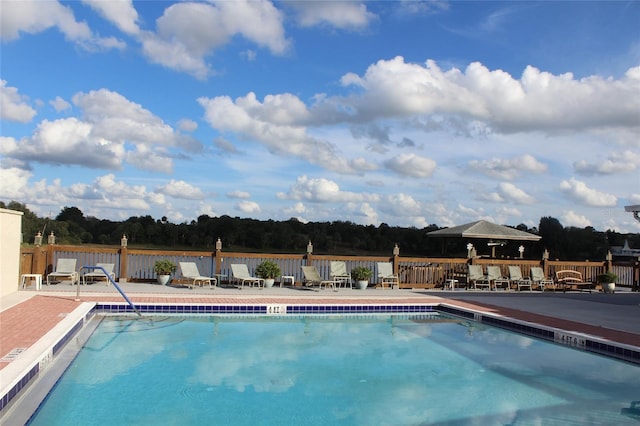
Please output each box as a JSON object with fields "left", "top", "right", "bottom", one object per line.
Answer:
{"left": 20, "top": 244, "right": 640, "bottom": 290}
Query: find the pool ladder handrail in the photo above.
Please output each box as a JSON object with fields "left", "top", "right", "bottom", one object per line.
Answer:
{"left": 80, "top": 265, "right": 142, "bottom": 317}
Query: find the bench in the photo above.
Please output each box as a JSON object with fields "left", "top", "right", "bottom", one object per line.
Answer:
{"left": 555, "top": 270, "right": 593, "bottom": 293}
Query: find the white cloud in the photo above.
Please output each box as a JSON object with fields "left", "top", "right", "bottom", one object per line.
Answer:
{"left": 496, "top": 182, "right": 535, "bottom": 204}
{"left": 562, "top": 210, "right": 592, "bottom": 228}
{"left": 279, "top": 175, "right": 379, "bottom": 203}
{"left": 288, "top": 1, "right": 376, "bottom": 30}
{"left": 335, "top": 57, "right": 640, "bottom": 134}
{"left": 140, "top": 0, "right": 290, "bottom": 79}
{"left": 558, "top": 178, "right": 617, "bottom": 207}
{"left": 237, "top": 200, "right": 260, "bottom": 214}
{"left": 384, "top": 153, "right": 437, "bottom": 178}
{"left": 0, "top": 0, "right": 124, "bottom": 51}
{"left": 50, "top": 96, "right": 71, "bottom": 112}
{"left": 0, "top": 80, "right": 37, "bottom": 122}
{"left": 0, "top": 167, "right": 31, "bottom": 199}
{"left": 227, "top": 191, "right": 251, "bottom": 199}
{"left": 469, "top": 154, "right": 547, "bottom": 179}
{"left": 573, "top": 150, "right": 640, "bottom": 176}
{"left": 82, "top": 0, "right": 140, "bottom": 35}
{"left": 198, "top": 93, "right": 356, "bottom": 173}
{"left": 177, "top": 119, "right": 198, "bottom": 132}
{"left": 156, "top": 180, "right": 205, "bottom": 200}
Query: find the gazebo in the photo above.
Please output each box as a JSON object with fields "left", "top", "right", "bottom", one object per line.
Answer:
{"left": 427, "top": 220, "right": 541, "bottom": 258}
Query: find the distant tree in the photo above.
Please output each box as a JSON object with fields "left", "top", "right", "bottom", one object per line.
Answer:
{"left": 539, "top": 216, "right": 564, "bottom": 259}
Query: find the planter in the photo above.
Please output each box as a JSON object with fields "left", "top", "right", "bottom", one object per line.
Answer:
{"left": 355, "top": 280, "right": 368, "bottom": 290}
{"left": 264, "top": 278, "right": 275, "bottom": 288}
{"left": 157, "top": 274, "right": 171, "bottom": 286}
{"left": 602, "top": 282, "right": 615, "bottom": 294}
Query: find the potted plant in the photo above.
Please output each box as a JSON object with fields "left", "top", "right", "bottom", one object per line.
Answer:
{"left": 597, "top": 271, "right": 618, "bottom": 294}
{"left": 351, "top": 266, "right": 372, "bottom": 290}
{"left": 255, "top": 260, "right": 281, "bottom": 288}
{"left": 154, "top": 259, "right": 176, "bottom": 285}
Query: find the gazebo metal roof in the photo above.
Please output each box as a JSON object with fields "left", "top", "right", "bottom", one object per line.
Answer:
{"left": 426, "top": 220, "right": 541, "bottom": 241}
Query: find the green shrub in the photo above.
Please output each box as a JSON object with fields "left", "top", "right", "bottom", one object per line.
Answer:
{"left": 255, "top": 260, "right": 281, "bottom": 279}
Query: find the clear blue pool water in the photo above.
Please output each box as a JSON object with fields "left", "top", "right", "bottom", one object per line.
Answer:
{"left": 28, "top": 314, "right": 640, "bottom": 425}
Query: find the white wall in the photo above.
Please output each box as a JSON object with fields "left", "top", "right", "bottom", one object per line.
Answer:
{"left": 0, "top": 208, "right": 23, "bottom": 298}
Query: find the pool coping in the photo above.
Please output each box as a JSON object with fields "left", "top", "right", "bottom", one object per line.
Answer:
{"left": 2, "top": 299, "right": 639, "bottom": 420}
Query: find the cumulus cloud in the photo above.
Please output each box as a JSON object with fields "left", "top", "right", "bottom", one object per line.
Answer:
{"left": 497, "top": 182, "right": 535, "bottom": 204}
{"left": 334, "top": 57, "right": 640, "bottom": 134}
{"left": 177, "top": 119, "right": 198, "bottom": 132}
{"left": 1, "top": 80, "right": 37, "bottom": 122}
{"left": 278, "top": 175, "right": 379, "bottom": 203}
{"left": 288, "top": 1, "right": 376, "bottom": 30}
{"left": 198, "top": 93, "right": 357, "bottom": 173}
{"left": 0, "top": 0, "right": 124, "bottom": 51}
{"left": 50, "top": 96, "right": 71, "bottom": 112}
{"left": 156, "top": 180, "right": 205, "bottom": 200}
{"left": 562, "top": 210, "right": 592, "bottom": 228}
{"left": 237, "top": 200, "right": 260, "bottom": 214}
{"left": 469, "top": 154, "right": 547, "bottom": 179}
{"left": 227, "top": 191, "right": 251, "bottom": 199}
{"left": 140, "top": 0, "right": 290, "bottom": 79}
{"left": 559, "top": 178, "right": 617, "bottom": 207}
{"left": 573, "top": 150, "right": 640, "bottom": 176}
{"left": 82, "top": 0, "right": 140, "bottom": 35}
{"left": 384, "top": 153, "right": 437, "bottom": 178}
{"left": 2, "top": 88, "right": 201, "bottom": 173}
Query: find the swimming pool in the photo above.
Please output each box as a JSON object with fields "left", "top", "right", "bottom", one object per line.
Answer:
{"left": 23, "top": 313, "right": 640, "bottom": 425}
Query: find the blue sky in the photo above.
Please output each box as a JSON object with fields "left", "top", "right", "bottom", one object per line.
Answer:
{"left": 1, "top": 0, "right": 639, "bottom": 233}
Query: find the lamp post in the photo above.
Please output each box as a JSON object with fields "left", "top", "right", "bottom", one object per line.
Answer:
{"left": 121, "top": 235, "right": 128, "bottom": 247}
{"left": 307, "top": 240, "right": 313, "bottom": 254}
{"left": 393, "top": 244, "right": 400, "bottom": 256}
{"left": 47, "top": 231, "right": 56, "bottom": 245}
{"left": 216, "top": 237, "right": 222, "bottom": 251}
{"left": 34, "top": 232, "right": 42, "bottom": 246}
{"left": 518, "top": 245, "right": 524, "bottom": 259}
{"left": 467, "top": 243, "right": 474, "bottom": 259}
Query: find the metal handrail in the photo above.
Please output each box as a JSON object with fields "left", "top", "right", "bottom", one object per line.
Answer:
{"left": 81, "top": 265, "right": 141, "bottom": 317}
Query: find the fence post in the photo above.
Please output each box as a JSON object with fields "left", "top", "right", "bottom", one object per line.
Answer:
{"left": 119, "top": 235, "right": 128, "bottom": 282}
{"left": 305, "top": 241, "right": 313, "bottom": 265}
{"left": 215, "top": 237, "right": 222, "bottom": 275}
{"left": 392, "top": 244, "right": 400, "bottom": 274}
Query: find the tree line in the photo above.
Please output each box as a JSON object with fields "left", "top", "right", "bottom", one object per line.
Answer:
{"left": 3, "top": 201, "right": 638, "bottom": 261}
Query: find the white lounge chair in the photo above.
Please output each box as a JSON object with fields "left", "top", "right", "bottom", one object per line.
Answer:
{"left": 330, "top": 261, "right": 352, "bottom": 289}
{"left": 82, "top": 263, "right": 115, "bottom": 286}
{"left": 47, "top": 258, "right": 79, "bottom": 285}
{"left": 486, "top": 266, "right": 510, "bottom": 291}
{"left": 301, "top": 265, "right": 338, "bottom": 291}
{"left": 231, "top": 264, "right": 264, "bottom": 289}
{"left": 530, "top": 267, "right": 552, "bottom": 291}
{"left": 377, "top": 262, "right": 399, "bottom": 289}
{"left": 179, "top": 261, "right": 216, "bottom": 289}
{"left": 468, "top": 265, "right": 490, "bottom": 290}
{"left": 508, "top": 265, "right": 532, "bottom": 291}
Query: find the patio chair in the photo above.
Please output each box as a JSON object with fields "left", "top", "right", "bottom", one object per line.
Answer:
{"left": 486, "top": 266, "right": 510, "bottom": 291}
{"left": 82, "top": 263, "right": 115, "bottom": 286}
{"left": 301, "top": 265, "right": 338, "bottom": 291}
{"left": 377, "top": 262, "right": 399, "bottom": 289}
{"left": 231, "top": 264, "right": 264, "bottom": 289}
{"left": 179, "top": 261, "right": 216, "bottom": 289}
{"left": 330, "top": 261, "right": 352, "bottom": 289}
{"left": 507, "top": 266, "right": 532, "bottom": 291}
{"left": 530, "top": 267, "right": 552, "bottom": 291}
{"left": 47, "top": 258, "right": 79, "bottom": 285}
{"left": 468, "top": 264, "right": 490, "bottom": 290}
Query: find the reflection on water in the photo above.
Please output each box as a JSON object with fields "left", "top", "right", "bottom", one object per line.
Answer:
{"left": 30, "top": 314, "right": 640, "bottom": 425}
